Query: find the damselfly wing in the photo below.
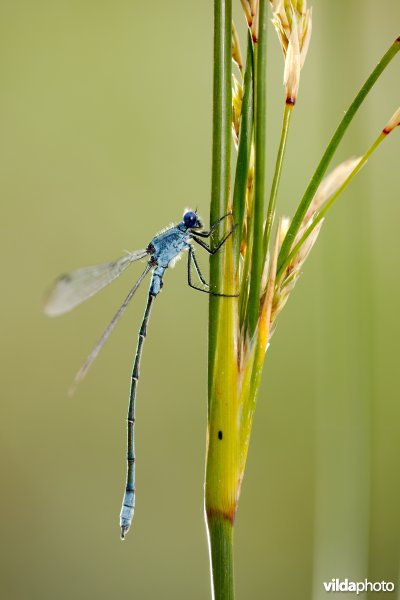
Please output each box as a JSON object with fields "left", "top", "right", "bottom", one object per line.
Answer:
{"left": 44, "top": 249, "right": 148, "bottom": 317}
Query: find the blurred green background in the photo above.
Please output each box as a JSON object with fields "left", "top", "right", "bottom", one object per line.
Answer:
{"left": 1, "top": 1, "right": 399, "bottom": 598}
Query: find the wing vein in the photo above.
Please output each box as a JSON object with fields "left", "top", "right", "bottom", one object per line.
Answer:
{"left": 69, "top": 262, "right": 152, "bottom": 394}
{"left": 44, "top": 249, "right": 148, "bottom": 316}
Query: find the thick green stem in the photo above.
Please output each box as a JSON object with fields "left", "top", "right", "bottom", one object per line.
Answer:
{"left": 278, "top": 37, "right": 400, "bottom": 271}
{"left": 208, "top": 0, "right": 232, "bottom": 398}
{"left": 247, "top": 0, "right": 268, "bottom": 337}
{"left": 207, "top": 516, "right": 235, "bottom": 600}
{"left": 207, "top": 2, "right": 235, "bottom": 600}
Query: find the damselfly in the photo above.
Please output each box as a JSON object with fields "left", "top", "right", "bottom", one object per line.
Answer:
{"left": 44, "top": 210, "right": 236, "bottom": 539}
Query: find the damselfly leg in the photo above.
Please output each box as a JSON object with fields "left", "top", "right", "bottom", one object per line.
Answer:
{"left": 190, "top": 223, "right": 237, "bottom": 255}
{"left": 187, "top": 215, "right": 238, "bottom": 297}
{"left": 191, "top": 212, "right": 233, "bottom": 239}
{"left": 187, "top": 246, "right": 238, "bottom": 297}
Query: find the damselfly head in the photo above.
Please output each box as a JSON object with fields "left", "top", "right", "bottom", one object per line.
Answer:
{"left": 183, "top": 210, "right": 202, "bottom": 230}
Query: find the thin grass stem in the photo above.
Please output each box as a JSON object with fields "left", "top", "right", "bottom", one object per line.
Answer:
{"left": 232, "top": 33, "right": 254, "bottom": 268}
{"left": 247, "top": 0, "right": 268, "bottom": 337}
{"left": 263, "top": 103, "right": 293, "bottom": 254}
{"left": 278, "top": 37, "right": 400, "bottom": 272}
{"left": 277, "top": 132, "right": 386, "bottom": 280}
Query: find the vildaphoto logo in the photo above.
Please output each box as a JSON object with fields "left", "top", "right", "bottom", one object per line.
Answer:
{"left": 323, "top": 579, "right": 395, "bottom": 594}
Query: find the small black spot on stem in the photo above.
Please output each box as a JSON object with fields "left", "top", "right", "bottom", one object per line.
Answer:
{"left": 218, "top": 430, "right": 223, "bottom": 440}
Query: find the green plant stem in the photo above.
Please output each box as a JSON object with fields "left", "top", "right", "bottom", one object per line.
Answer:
{"left": 277, "top": 132, "right": 386, "bottom": 280}
{"left": 207, "top": 516, "right": 234, "bottom": 600}
{"left": 207, "top": 2, "right": 235, "bottom": 600}
{"left": 247, "top": 0, "right": 268, "bottom": 337}
{"left": 277, "top": 37, "right": 400, "bottom": 272}
{"left": 232, "top": 33, "right": 254, "bottom": 269}
{"left": 263, "top": 103, "right": 293, "bottom": 254}
{"left": 239, "top": 222, "right": 252, "bottom": 328}
{"left": 208, "top": 0, "right": 232, "bottom": 398}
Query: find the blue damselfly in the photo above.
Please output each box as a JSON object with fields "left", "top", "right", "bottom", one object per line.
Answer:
{"left": 45, "top": 210, "right": 236, "bottom": 538}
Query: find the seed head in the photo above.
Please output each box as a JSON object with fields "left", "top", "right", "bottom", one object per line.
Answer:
{"left": 240, "top": 0, "right": 259, "bottom": 43}
{"left": 284, "top": 21, "right": 301, "bottom": 104}
{"left": 240, "top": 0, "right": 253, "bottom": 28}
{"left": 270, "top": 0, "right": 312, "bottom": 103}
{"left": 270, "top": 157, "right": 363, "bottom": 331}
{"left": 304, "top": 157, "right": 362, "bottom": 221}
{"left": 232, "top": 75, "right": 243, "bottom": 147}
{"left": 383, "top": 106, "right": 400, "bottom": 135}
{"left": 232, "top": 22, "right": 244, "bottom": 75}
{"left": 259, "top": 222, "right": 280, "bottom": 351}
{"left": 270, "top": 213, "right": 321, "bottom": 335}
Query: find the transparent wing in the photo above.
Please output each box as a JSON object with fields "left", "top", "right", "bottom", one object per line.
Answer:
{"left": 44, "top": 249, "right": 148, "bottom": 317}
{"left": 69, "top": 263, "right": 152, "bottom": 394}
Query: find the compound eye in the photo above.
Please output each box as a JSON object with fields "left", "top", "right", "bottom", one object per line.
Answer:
{"left": 183, "top": 211, "right": 197, "bottom": 228}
